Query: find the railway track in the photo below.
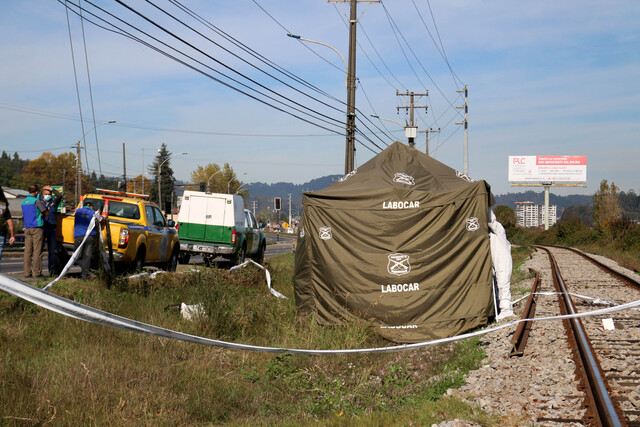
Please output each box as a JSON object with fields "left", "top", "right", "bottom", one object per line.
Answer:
{"left": 448, "top": 246, "right": 640, "bottom": 426}
{"left": 538, "top": 245, "right": 640, "bottom": 426}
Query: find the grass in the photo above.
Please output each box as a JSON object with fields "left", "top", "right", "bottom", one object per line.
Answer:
{"left": 1, "top": 253, "right": 503, "bottom": 425}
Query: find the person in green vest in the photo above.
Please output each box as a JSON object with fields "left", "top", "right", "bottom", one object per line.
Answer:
{"left": 0, "top": 187, "right": 16, "bottom": 272}
{"left": 21, "top": 184, "right": 47, "bottom": 278}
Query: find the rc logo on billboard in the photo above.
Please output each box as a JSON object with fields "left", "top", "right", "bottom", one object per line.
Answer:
{"left": 466, "top": 217, "right": 479, "bottom": 231}
{"left": 319, "top": 226, "right": 332, "bottom": 240}
{"left": 387, "top": 253, "right": 411, "bottom": 276}
{"left": 393, "top": 173, "right": 415, "bottom": 186}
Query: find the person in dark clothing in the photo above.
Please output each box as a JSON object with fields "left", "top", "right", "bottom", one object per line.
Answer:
{"left": 40, "top": 185, "right": 63, "bottom": 276}
{"left": 74, "top": 201, "right": 100, "bottom": 279}
{"left": 0, "top": 187, "right": 16, "bottom": 272}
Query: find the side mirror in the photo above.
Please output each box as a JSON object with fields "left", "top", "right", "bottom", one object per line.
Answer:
{"left": 168, "top": 219, "right": 176, "bottom": 227}
{"left": 259, "top": 222, "right": 264, "bottom": 228}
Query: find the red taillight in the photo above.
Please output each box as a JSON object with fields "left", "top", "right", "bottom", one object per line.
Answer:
{"left": 176, "top": 223, "right": 180, "bottom": 231}
{"left": 231, "top": 229, "right": 236, "bottom": 244}
{"left": 118, "top": 229, "right": 130, "bottom": 248}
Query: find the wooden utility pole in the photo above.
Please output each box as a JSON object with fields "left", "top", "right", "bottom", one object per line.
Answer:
{"left": 329, "top": 0, "right": 379, "bottom": 174}
{"left": 396, "top": 91, "right": 428, "bottom": 147}
{"left": 418, "top": 128, "right": 440, "bottom": 156}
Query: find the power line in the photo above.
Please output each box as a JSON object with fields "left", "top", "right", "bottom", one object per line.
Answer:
{"left": 64, "top": 0, "right": 89, "bottom": 172}
{"left": 0, "top": 103, "right": 340, "bottom": 137}
{"left": 116, "top": 0, "right": 343, "bottom": 127}
{"left": 60, "top": 0, "right": 346, "bottom": 135}
{"left": 79, "top": 0, "right": 102, "bottom": 174}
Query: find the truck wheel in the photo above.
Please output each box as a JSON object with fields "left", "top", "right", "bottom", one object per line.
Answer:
{"left": 164, "top": 248, "right": 179, "bottom": 272}
{"left": 233, "top": 245, "right": 246, "bottom": 266}
{"left": 252, "top": 242, "right": 266, "bottom": 264}
{"left": 132, "top": 248, "right": 145, "bottom": 273}
{"left": 178, "top": 252, "right": 191, "bottom": 265}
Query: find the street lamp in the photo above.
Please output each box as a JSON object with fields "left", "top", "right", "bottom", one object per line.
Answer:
{"left": 287, "top": 31, "right": 356, "bottom": 174}
{"left": 234, "top": 183, "right": 248, "bottom": 195}
{"left": 206, "top": 169, "right": 224, "bottom": 192}
{"left": 228, "top": 172, "right": 247, "bottom": 194}
{"left": 75, "top": 120, "right": 116, "bottom": 206}
{"left": 157, "top": 151, "right": 188, "bottom": 212}
{"left": 286, "top": 33, "right": 347, "bottom": 86}
{"left": 140, "top": 147, "right": 156, "bottom": 195}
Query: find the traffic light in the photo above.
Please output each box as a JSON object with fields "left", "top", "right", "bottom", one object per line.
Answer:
{"left": 199, "top": 182, "right": 206, "bottom": 192}
{"left": 274, "top": 197, "right": 281, "bottom": 211}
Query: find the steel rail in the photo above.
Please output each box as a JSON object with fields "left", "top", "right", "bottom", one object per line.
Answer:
{"left": 550, "top": 244, "right": 640, "bottom": 291}
{"left": 538, "top": 246, "right": 623, "bottom": 427}
{"left": 509, "top": 268, "right": 540, "bottom": 357}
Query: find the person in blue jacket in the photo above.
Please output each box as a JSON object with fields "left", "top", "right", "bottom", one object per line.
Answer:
{"left": 74, "top": 201, "right": 100, "bottom": 279}
{"left": 41, "top": 185, "right": 64, "bottom": 276}
{"left": 21, "top": 184, "right": 47, "bottom": 278}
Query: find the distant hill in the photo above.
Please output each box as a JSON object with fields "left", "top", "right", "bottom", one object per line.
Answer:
{"left": 244, "top": 175, "right": 342, "bottom": 215}
{"left": 242, "top": 176, "right": 599, "bottom": 217}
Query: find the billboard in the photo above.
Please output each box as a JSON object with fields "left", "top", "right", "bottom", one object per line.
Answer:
{"left": 509, "top": 156, "right": 587, "bottom": 183}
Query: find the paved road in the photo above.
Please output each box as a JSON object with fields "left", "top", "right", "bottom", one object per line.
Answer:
{"left": 1, "top": 235, "right": 297, "bottom": 282}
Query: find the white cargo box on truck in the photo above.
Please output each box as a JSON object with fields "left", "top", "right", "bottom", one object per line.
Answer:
{"left": 177, "top": 190, "right": 265, "bottom": 265}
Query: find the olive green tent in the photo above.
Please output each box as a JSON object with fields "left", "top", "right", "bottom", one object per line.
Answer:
{"left": 293, "top": 142, "right": 495, "bottom": 343}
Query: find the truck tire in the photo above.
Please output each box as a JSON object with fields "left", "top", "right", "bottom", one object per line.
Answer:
{"left": 232, "top": 245, "right": 246, "bottom": 266}
{"left": 132, "top": 247, "right": 145, "bottom": 273}
{"left": 252, "top": 241, "right": 266, "bottom": 264}
{"left": 164, "top": 247, "right": 179, "bottom": 272}
{"left": 178, "top": 252, "right": 191, "bottom": 265}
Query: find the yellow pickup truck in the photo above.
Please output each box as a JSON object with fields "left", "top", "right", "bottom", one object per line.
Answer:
{"left": 55, "top": 189, "right": 180, "bottom": 273}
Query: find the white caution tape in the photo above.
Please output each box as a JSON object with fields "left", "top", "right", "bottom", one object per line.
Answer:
{"left": 513, "top": 291, "right": 639, "bottom": 310}
{"left": 230, "top": 259, "right": 287, "bottom": 299}
{"left": 42, "top": 212, "right": 101, "bottom": 291}
{"left": 3, "top": 274, "right": 640, "bottom": 354}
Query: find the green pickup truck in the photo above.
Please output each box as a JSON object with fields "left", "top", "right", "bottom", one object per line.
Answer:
{"left": 176, "top": 191, "right": 266, "bottom": 265}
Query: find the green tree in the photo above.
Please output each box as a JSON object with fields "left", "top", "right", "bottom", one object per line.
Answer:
{"left": 561, "top": 205, "right": 593, "bottom": 227}
{"left": 148, "top": 144, "right": 176, "bottom": 207}
{"left": 593, "top": 179, "right": 620, "bottom": 234}
{"left": 493, "top": 205, "right": 516, "bottom": 228}
{"left": 21, "top": 152, "right": 90, "bottom": 198}
{"left": 126, "top": 175, "right": 152, "bottom": 195}
{"left": 189, "top": 162, "right": 248, "bottom": 197}
{"left": 0, "top": 151, "right": 28, "bottom": 187}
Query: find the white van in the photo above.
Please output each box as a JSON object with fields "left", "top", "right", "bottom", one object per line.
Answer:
{"left": 177, "top": 191, "right": 265, "bottom": 265}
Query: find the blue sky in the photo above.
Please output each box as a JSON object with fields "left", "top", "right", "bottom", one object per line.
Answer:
{"left": 1, "top": 0, "right": 639, "bottom": 196}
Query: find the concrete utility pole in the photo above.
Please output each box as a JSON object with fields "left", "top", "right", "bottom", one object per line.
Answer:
{"left": 329, "top": 0, "right": 380, "bottom": 174}
{"left": 456, "top": 85, "right": 469, "bottom": 175}
{"left": 288, "top": 193, "right": 292, "bottom": 226}
{"left": 122, "top": 143, "right": 127, "bottom": 189}
{"left": 396, "top": 91, "right": 428, "bottom": 147}
{"left": 418, "top": 128, "right": 440, "bottom": 156}
{"left": 75, "top": 140, "right": 82, "bottom": 206}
